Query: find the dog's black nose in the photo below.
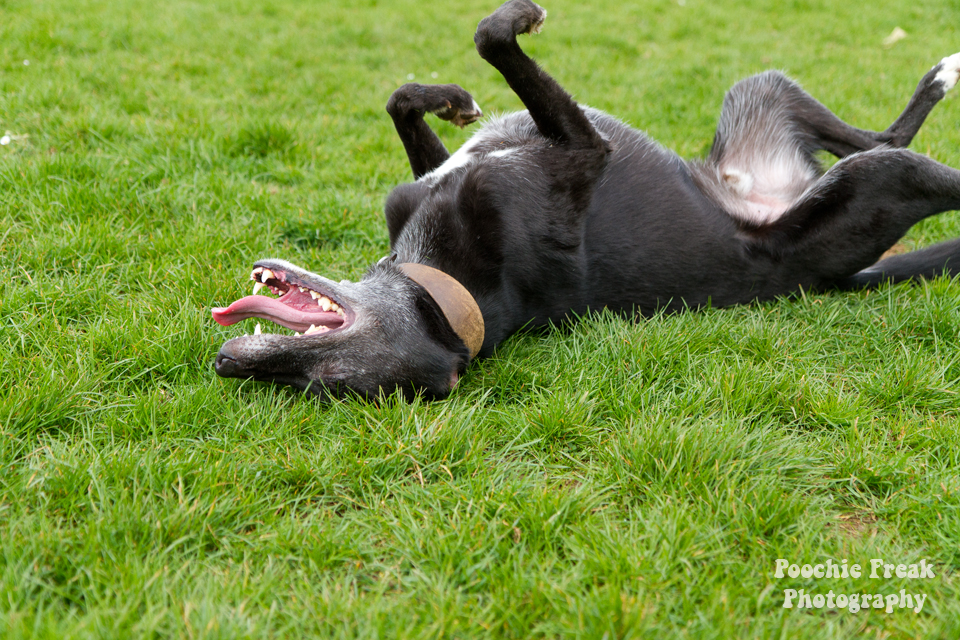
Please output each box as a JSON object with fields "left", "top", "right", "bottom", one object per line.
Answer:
{"left": 214, "top": 344, "right": 241, "bottom": 378}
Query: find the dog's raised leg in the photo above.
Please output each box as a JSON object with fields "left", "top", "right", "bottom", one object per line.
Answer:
{"left": 798, "top": 52, "right": 960, "bottom": 156}
{"left": 757, "top": 148, "right": 960, "bottom": 284}
{"left": 708, "top": 53, "right": 960, "bottom": 185}
{"left": 878, "top": 52, "right": 960, "bottom": 149}
{"left": 474, "top": 0, "right": 607, "bottom": 156}
{"left": 386, "top": 83, "right": 483, "bottom": 179}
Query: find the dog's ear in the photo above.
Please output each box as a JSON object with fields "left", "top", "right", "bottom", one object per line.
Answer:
{"left": 384, "top": 183, "right": 427, "bottom": 244}
{"left": 413, "top": 286, "right": 471, "bottom": 366}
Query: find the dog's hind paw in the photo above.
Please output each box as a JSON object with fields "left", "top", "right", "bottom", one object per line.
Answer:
{"left": 935, "top": 52, "right": 960, "bottom": 91}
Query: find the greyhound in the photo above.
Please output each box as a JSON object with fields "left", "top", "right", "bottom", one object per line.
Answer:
{"left": 212, "top": 0, "right": 960, "bottom": 400}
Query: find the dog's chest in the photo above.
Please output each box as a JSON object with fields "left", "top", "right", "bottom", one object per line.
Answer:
{"left": 417, "top": 112, "right": 543, "bottom": 185}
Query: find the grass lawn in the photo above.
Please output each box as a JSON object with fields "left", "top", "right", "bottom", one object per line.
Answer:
{"left": 3, "top": 0, "right": 960, "bottom": 636}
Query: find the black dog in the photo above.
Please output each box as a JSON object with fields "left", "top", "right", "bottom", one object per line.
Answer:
{"left": 213, "top": 0, "right": 960, "bottom": 399}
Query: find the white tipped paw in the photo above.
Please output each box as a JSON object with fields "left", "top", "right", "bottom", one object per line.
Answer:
{"left": 935, "top": 52, "right": 960, "bottom": 91}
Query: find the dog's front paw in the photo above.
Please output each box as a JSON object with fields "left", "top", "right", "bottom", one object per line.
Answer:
{"left": 935, "top": 52, "right": 960, "bottom": 91}
{"left": 505, "top": 0, "right": 547, "bottom": 35}
{"left": 423, "top": 84, "right": 482, "bottom": 128}
{"left": 476, "top": 0, "right": 547, "bottom": 49}
{"left": 433, "top": 99, "right": 483, "bottom": 128}
{"left": 388, "top": 83, "right": 483, "bottom": 128}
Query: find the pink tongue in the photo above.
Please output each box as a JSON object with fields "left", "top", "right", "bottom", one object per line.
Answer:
{"left": 212, "top": 295, "right": 341, "bottom": 332}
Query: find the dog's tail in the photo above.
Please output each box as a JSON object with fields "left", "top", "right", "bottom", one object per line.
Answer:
{"left": 833, "top": 238, "right": 960, "bottom": 290}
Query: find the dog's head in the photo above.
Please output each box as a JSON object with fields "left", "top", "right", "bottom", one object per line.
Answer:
{"left": 212, "top": 259, "right": 479, "bottom": 400}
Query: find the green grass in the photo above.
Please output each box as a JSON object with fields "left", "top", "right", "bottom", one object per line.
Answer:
{"left": 3, "top": 0, "right": 960, "bottom": 637}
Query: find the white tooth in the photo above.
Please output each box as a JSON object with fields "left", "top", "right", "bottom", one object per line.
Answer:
{"left": 254, "top": 323, "right": 262, "bottom": 335}
{"left": 330, "top": 302, "right": 339, "bottom": 312}
{"left": 310, "top": 290, "right": 321, "bottom": 299}
{"left": 303, "top": 323, "right": 332, "bottom": 336}
{"left": 253, "top": 282, "right": 265, "bottom": 294}
{"left": 260, "top": 268, "right": 274, "bottom": 283}
{"left": 299, "top": 287, "right": 307, "bottom": 293}
{"left": 319, "top": 296, "right": 331, "bottom": 311}
{"left": 294, "top": 332, "right": 301, "bottom": 336}
{"left": 250, "top": 269, "right": 260, "bottom": 281}
{"left": 336, "top": 307, "right": 345, "bottom": 317}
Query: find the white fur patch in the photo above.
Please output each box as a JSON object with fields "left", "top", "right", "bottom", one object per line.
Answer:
{"left": 488, "top": 148, "right": 517, "bottom": 159}
{"left": 419, "top": 137, "right": 481, "bottom": 181}
{"left": 419, "top": 143, "right": 520, "bottom": 182}
{"left": 722, "top": 168, "right": 754, "bottom": 196}
{"left": 935, "top": 52, "right": 960, "bottom": 91}
{"left": 417, "top": 112, "right": 538, "bottom": 183}
{"left": 713, "top": 148, "right": 818, "bottom": 226}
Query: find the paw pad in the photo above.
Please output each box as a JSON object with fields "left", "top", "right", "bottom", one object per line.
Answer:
{"left": 527, "top": 7, "right": 547, "bottom": 34}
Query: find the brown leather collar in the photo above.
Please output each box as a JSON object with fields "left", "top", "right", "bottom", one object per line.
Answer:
{"left": 398, "top": 263, "right": 485, "bottom": 358}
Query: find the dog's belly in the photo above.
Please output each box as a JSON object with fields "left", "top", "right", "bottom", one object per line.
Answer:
{"left": 414, "top": 108, "right": 780, "bottom": 317}
{"left": 702, "top": 152, "right": 819, "bottom": 226}
{"left": 582, "top": 155, "right": 764, "bottom": 314}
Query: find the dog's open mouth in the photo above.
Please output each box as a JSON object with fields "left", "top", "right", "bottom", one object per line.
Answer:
{"left": 211, "top": 265, "right": 351, "bottom": 336}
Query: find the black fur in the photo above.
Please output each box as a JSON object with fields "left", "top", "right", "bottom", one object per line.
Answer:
{"left": 214, "top": 0, "right": 960, "bottom": 400}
